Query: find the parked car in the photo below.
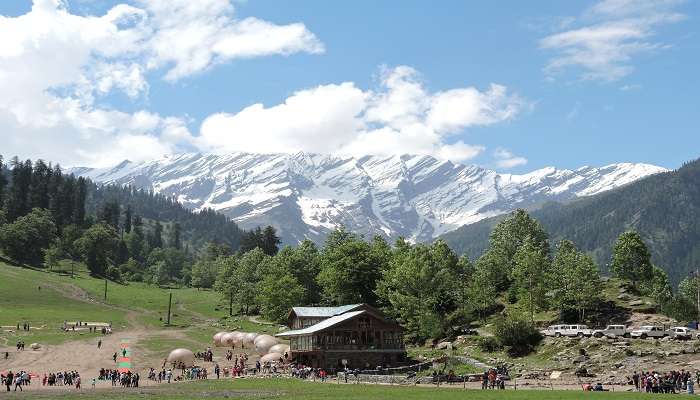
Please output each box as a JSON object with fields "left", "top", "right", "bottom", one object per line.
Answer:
{"left": 541, "top": 325, "right": 568, "bottom": 337}
{"left": 630, "top": 326, "right": 668, "bottom": 339}
{"left": 670, "top": 327, "right": 693, "bottom": 340}
{"left": 564, "top": 325, "right": 593, "bottom": 337}
{"left": 591, "top": 325, "right": 630, "bottom": 338}
{"left": 542, "top": 324, "right": 592, "bottom": 337}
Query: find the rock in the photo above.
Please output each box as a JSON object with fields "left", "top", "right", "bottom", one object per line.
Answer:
{"left": 617, "top": 294, "right": 631, "bottom": 300}
{"left": 618, "top": 287, "right": 628, "bottom": 294}
{"left": 572, "top": 355, "right": 589, "bottom": 364}
{"left": 436, "top": 341, "right": 452, "bottom": 350}
{"left": 629, "top": 300, "right": 644, "bottom": 306}
{"left": 612, "top": 342, "right": 630, "bottom": 347}
{"left": 30, "top": 343, "right": 41, "bottom": 350}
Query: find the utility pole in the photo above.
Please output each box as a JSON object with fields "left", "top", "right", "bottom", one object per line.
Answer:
{"left": 104, "top": 277, "right": 107, "bottom": 301}
{"left": 166, "top": 291, "right": 172, "bottom": 326}
{"left": 229, "top": 289, "right": 233, "bottom": 316}
{"left": 695, "top": 268, "right": 700, "bottom": 324}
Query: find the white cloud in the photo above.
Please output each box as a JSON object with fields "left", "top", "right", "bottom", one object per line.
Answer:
{"left": 0, "top": 2, "right": 522, "bottom": 167}
{"left": 0, "top": 0, "right": 323, "bottom": 167}
{"left": 493, "top": 148, "right": 528, "bottom": 169}
{"left": 539, "top": 0, "right": 686, "bottom": 81}
{"left": 198, "top": 66, "right": 523, "bottom": 163}
{"left": 140, "top": 0, "right": 324, "bottom": 80}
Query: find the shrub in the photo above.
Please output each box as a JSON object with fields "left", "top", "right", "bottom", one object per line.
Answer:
{"left": 478, "top": 336, "right": 502, "bottom": 352}
{"left": 493, "top": 315, "right": 543, "bottom": 356}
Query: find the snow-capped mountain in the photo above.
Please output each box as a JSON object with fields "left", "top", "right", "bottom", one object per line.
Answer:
{"left": 71, "top": 153, "right": 668, "bottom": 245}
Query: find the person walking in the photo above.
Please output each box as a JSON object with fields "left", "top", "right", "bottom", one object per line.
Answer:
{"left": 113, "top": 352, "right": 118, "bottom": 363}
{"left": 97, "top": 340, "right": 102, "bottom": 349}
{"left": 5, "top": 371, "right": 13, "bottom": 392}
{"left": 13, "top": 372, "right": 23, "bottom": 392}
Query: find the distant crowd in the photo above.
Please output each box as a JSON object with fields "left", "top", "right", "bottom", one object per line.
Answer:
{"left": 2, "top": 370, "right": 32, "bottom": 392}
{"left": 631, "top": 370, "right": 696, "bottom": 394}
{"left": 98, "top": 368, "right": 140, "bottom": 387}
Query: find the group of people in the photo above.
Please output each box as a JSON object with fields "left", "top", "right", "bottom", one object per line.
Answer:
{"left": 481, "top": 367, "right": 508, "bottom": 390}
{"left": 41, "top": 371, "right": 82, "bottom": 388}
{"left": 148, "top": 368, "right": 174, "bottom": 383}
{"left": 97, "top": 368, "right": 140, "bottom": 387}
{"left": 15, "top": 340, "right": 26, "bottom": 351}
{"left": 2, "top": 370, "right": 31, "bottom": 392}
{"left": 291, "top": 365, "right": 321, "bottom": 380}
{"left": 195, "top": 348, "right": 214, "bottom": 362}
{"left": 631, "top": 370, "right": 696, "bottom": 394}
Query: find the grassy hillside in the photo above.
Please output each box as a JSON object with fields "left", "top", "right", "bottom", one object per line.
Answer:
{"left": 442, "top": 157, "right": 700, "bottom": 285}
{"left": 0, "top": 260, "right": 277, "bottom": 348}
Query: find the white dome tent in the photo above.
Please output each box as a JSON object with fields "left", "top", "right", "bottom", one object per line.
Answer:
{"left": 253, "top": 335, "right": 278, "bottom": 354}
{"left": 167, "top": 348, "right": 195, "bottom": 368}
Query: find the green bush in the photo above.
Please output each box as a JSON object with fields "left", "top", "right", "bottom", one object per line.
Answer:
{"left": 493, "top": 314, "right": 542, "bottom": 356}
{"left": 477, "top": 336, "right": 502, "bottom": 352}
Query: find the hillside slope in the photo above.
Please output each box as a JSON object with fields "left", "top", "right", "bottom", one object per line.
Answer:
{"left": 72, "top": 152, "right": 666, "bottom": 245}
{"left": 442, "top": 157, "right": 700, "bottom": 286}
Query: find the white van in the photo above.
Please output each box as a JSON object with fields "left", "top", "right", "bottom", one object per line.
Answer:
{"left": 563, "top": 325, "right": 592, "bottom": 337}
{"left": 541, "top": 324, "right": 591, "bottom": 337}
{"left": 541, "top": 325, "right": 568, "bottom": 337}
{"left": 630, "top": 326, "right": 668, "bottom": 339}
{"left": 591, "top": 325, "right": 629, "bottom": 338}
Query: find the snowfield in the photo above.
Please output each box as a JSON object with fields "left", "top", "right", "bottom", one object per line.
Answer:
{"left": 72, "top": 152, "right": 668, "bottom": 245}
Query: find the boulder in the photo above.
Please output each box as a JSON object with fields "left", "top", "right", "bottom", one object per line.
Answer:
{"left": 572, "top": 355, "right": 589, "bottom": 364}
{"left": 629, "top": 300, "right": 645, "bottom": 306}
{"left": 436, "top": 341, "right": 453, "bottom": 350}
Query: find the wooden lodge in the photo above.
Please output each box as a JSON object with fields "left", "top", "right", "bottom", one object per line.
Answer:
{"left": 276, "top": 304, "right": 406, "bottom": 371}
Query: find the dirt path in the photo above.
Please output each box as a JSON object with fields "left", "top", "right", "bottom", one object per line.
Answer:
{"left": 0, "top": 269, "right": 269, "bottom": 392}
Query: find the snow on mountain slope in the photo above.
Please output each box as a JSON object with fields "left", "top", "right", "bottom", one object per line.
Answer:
{"left": 71, "top": 152, "right": 668, "bottom": 245}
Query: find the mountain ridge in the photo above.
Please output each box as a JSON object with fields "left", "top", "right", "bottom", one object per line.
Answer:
{"left": 441, "top": 157, "right": 700, "bottom": 286}
{"left": 70, "top": 152, "right": 667, "bottom": 245}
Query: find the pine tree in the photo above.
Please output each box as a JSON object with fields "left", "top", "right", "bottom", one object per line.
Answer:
{"left": 610, "top": 231, "right": 653, "bottom": 289}
{"left": 100, "top": 200, "right": 120, "bottom": 229}
{"left": 261, "top": 225, "right": 280, "bottom": 256}
{"left": 30, "top": 159, "right": 51, "bottom": 210}
{"left": 171, "top": 222, "right": 182, "bottom": 250}
{"left": 74, "top": 177, "right": 87, "bottom": 226}
{"left": 6, "top": 158, "right": 32, "bottom": 221}
{"left": 152, "top": 220, "right": 163, "bottom": 249}
{"left": 48, "top": 164, "right": 65, "bottom": 229}
{"left": 124, "top": 205, "right": 132, "bottom": 234}
{"left": 0, "top": 155, "right": 7, "bottom": 209}
{"left": 512, "top": 235, "right": 551, "bottom": 322}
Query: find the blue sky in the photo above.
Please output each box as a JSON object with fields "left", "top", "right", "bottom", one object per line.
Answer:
{"left": 0, "top": 0, "right": 697, "bottom": 172}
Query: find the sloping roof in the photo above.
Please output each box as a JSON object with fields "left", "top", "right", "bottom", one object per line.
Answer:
{"left": 291, "top": 304, "right": 363, "bottom": 318}
{"left": 277, "top": 310, "right": 366, "bottom": 337}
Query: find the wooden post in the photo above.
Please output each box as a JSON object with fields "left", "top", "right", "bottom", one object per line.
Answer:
{"left": 103, "top": 278, "right": 107, "bottom": 301}
{"left": 229, "top": 289, "right": 233, "bottom": 316}
{"left": 166, "top": 291, "right": 172, "bottom": 326}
